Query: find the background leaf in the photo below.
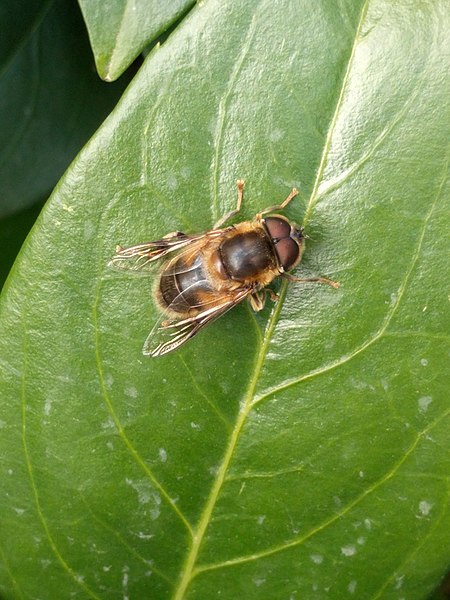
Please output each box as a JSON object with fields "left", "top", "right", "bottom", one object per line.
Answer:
{"left": 78, "top": 0, "right": 195, "bottom": 81}
{"left": 0, "top": 201, "right": 45, "bottom": 286}
{"left": 0, "top": 0, "right": 133, "bottom": 218}
{"left": 0, "top": 0, "right": 135, "bottom": 290}
{"left": 1, "top": 1, "right": 449, "bottom": 599}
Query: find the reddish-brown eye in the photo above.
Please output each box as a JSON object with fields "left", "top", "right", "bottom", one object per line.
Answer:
{"left": 274, "top": 237, "right": 300, "bottom": 271}
{"left": 264, "top": 216, "right": 301, "bottom": 270}
{"left": 264, "top": 217, "right": 291, "bottom": 241}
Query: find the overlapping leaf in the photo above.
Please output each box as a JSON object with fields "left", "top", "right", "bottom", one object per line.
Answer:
{"left": 78, "top": 0, "right": 195, "bottom": 80}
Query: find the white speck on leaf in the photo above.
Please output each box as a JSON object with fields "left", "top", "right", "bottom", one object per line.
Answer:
{"left": 348, "top": 580, "right": 357, "bottom": 594}
{"left": 101, "top": 417, "right": 115, "bottom": 430}
{"left": 159, "top": 448, "right": 167, "bottom": 463}
{"left": 150, "top": 496, "right": 162, "bottom": 520}
{"left": 167, "top": 175, "right": 178, "bottom": 189}
{"left": 122, "top": 565, "right": 129, "bottom": 600}
{"left": 418, "top": 396, "right": 432, "bottom": 412}
{"left": 84, "top": 221, "right": 95, "bottom": 240}
{"left": 137, "top": 531, "right": 154, "bottom": 540}
{"left": 341, "top": 545, "right": 356, "bottom": 557}
{"left": 44, "top": 398, "right": 53, "bottom": 416}
{"left": 257, "top": 515, "right": 266, "bottom": 525}
{"left": 253, "top": 577, "right": 266, "bottom": 587}
{"left": 269, "top": 128, "right": 284, "bottom": 142}
{"left": 418, "top": 500, "right": 432, "bottom": 517}
{"left": 310, "top": 554, "right": 323, "bottom": 564}
{"left": 357, "top": 536, "right": 366, "bottom": 545}
{"left": 124, "top": 386, "right": 138, "bottom": 398}
{"left": 191, "top": 422, "right": 201, "bottom": 430}
{"left": 126, "top": 479, "right": 161, "bottom": 510}
{"left": 180, "top": 166, "right": 191, "bottom": 179}
{"left": 420, "top": 358, "right": 428, "bottom": 366}
{"left": 364, "top": 518, "right": 372, "bottom": 530}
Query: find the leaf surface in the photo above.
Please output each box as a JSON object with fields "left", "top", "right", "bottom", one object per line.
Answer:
{"left": 1, "top": 1, "right": 449, "bottom": 599}
{"left": 78, "top": 0, "right": 195, "bottom": 80}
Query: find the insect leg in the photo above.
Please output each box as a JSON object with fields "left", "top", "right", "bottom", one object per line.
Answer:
{"left": 256, "top": 188, "right": 299, "bottom": 218}
{"left": 248, "top": 287, "right": 279, "bottom": 311}
{"left": 248, "top": 289, "right": 266, "bottom": 312}
{"left": 213, "top": 180, "right": 245, "bottom": 228}
{"left": 162, "top": 231, "right": 186, "bottom": 239}
{"left": 267, "top": 288, "right": 279, "bottom": 302}
{"left": 283, "top": 273, "right": 340, "bottom": 289}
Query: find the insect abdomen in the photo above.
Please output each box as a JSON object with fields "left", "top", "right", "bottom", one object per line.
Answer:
{"left": 158, "top": 254, "right": 213, "bottom": 314}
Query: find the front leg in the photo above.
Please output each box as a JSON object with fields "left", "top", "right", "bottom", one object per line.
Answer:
{"left": 256, "top": 187, "right": 299, "bottom": 220}
{"left": 214, "top": 180, "right": 245, "bottom": 229}
{"left": 249, "top": 289, "right": 266, "bottom": 312}
{"left": 248, "top": 288, "right": 279, "bottom": 312}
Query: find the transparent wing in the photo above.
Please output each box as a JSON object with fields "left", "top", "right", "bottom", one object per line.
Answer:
{"left": 144, "top": 285, "right": 253, "bottom": 357}
{"left": 109, "top": 229, "right": 225, "bottom": 271}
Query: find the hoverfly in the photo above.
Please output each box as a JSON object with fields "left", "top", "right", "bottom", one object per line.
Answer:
{"left": 110, "top": 181, "right": 339, "bottom": 357}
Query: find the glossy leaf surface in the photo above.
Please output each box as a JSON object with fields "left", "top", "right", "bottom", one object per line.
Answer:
{"left": 78, "top": 0, "right": 195, "bottom": 80}
{"left": 1, "top": 1, "right": 449, "bottom": 599}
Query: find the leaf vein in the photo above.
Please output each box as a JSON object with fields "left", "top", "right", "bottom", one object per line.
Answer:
{"left": 303, "top": 0, "right": 371, "bottom": 224}
{"left": 171, "top": 281, "right": 289, "bottom": 599}
{"left": 92, "top": 279, "right": 194, "bottom": 536}
{"left": 254, "top": 148, "right": 449, "bottom": 406}
{"left": 210, "top": 11, "right": 259, "bottom": 222}
{"left": 370, "top": 478, "right": 450, "bottom": 600}
{"left": 195, "top": 407, "right": 450, "bottom": 575}
{"left": 177, "top": 353, "right": 232, "bottom": 431}
{"left": 20, "top": 327, "right": 102, "bottom": 599}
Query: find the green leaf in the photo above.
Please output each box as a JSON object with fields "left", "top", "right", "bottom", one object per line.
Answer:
{"left": 0, "top": 0, "right": 133, "bottom": 217}
{"left": 0, "top": 0, "right": 48, "bottom": 70}
{"left": 1, "top": 1, "right": 449, "bottom": 599}
{"left": 78, "top": 0, "right": 195, "bottom": 81}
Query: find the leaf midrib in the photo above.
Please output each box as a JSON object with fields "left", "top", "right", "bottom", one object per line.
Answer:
{"left": 172, "top": 281, "right": 289, "bottom": 600}
{"left": 171, "top": 1, "right": 371, "bottom": 596}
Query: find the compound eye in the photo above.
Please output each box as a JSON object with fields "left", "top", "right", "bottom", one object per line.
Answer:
{"left": 275, "top": 237, "right": 300, "bottom": 271}
{"left": 264, "top": 217, "right": 291, "bottom": 241}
